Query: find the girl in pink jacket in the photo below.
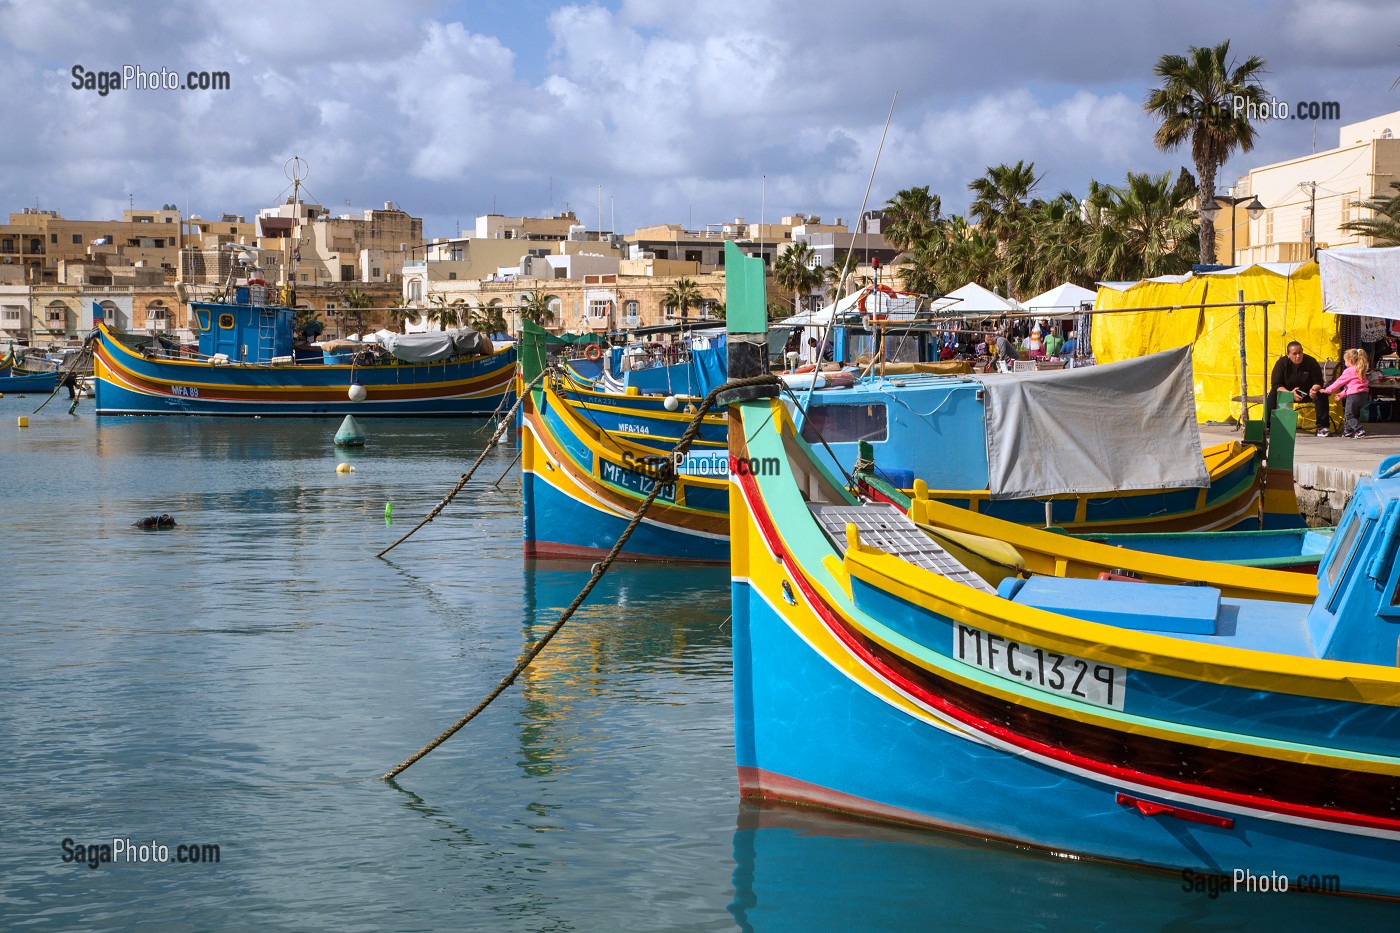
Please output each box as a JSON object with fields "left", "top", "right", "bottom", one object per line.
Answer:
{"left": 1319, "top": 348, "right": 1372, "bottom": 437}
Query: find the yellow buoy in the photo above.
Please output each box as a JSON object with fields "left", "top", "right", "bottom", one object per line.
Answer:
{"left": 17, "top": 416, "right": 28, "bottom": 428}
{"left": 336, "top": 462, "right": 354, "bottom": 473}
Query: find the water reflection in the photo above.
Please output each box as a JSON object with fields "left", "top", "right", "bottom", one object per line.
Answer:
{"left": 729, "top": 802, "right": 1400, "bottom": 931}
{"left": 516, "top": 559, "right": 731, "bottom": 779}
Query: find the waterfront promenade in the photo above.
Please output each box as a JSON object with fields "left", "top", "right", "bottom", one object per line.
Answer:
{"left": 1200, "top": 419, "right": 1399, "bottom": 524}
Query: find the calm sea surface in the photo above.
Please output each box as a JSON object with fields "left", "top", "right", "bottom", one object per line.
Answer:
{"left": 2, "top": 394, "right": 1396, "bottom": 931}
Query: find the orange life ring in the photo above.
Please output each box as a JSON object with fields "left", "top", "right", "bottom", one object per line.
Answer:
{"left": 584, "top": 344, "right": 603, "bottom": 362}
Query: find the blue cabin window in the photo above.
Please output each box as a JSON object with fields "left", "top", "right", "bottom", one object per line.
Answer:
{"left": 801, "top": 403, "right": 888, "bottom": 444}
{"left": 218, "top": 314, "right": 235, "bottom": 329}
{"left": 1325, "top": 515, "right": 1372, "bottom": 613}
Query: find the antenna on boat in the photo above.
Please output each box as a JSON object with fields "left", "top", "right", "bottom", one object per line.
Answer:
{"left": 284, "top": 156, "right": 308, "bottom": 296}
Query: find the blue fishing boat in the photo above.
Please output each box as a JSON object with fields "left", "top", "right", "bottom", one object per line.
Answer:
{"left": 0, "top": 367, "right": 59, "bottom": 393}
{"left": 726, "top": 376, "right": 1400, "bottom": 897}
{"left": 532, "top": 323, "right": 728, "bottom": 453}
{"left": 93, "top": 283, "right": 515, "bottom": 417}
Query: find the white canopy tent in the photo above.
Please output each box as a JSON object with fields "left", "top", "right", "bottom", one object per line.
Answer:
{"left": 1022, "top": 282, "right": 1096, "bottom": 319}
{"left": 938, "top": 282, "right": 1025, "bottom": 317}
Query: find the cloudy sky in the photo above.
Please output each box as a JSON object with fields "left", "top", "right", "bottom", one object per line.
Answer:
{"left": 1, "top": 0, "right": 1397, "bottom": 240}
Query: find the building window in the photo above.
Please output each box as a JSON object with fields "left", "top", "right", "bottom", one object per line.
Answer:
{"left": 372, "top": 267, "right": 381, "bottom": 278}
{"left": 653, "top": 249, "right": 668, "bottom": 260}
{"left": 685, "top": 250, "right": 702, "bottom": 263}
{"left": 1340, "top": 197, "right": 1352, "bottom": 228}
{"left": 589, "top": 300, "right": 611, "bottom": 318}
{"left": 50, "top": 233, "right": 57, "bottom": 244}
{"left": 448, "top": 272, "right": 457, "bottom": 280}
{"left": 3, "top": 307, "right": 20, "bottom": 321}
{"left": 72, "top": 234, "right": 82, "bottom": 244}
{"left": 1263, "top": 211, "right": 1274, "bottom": 245}
{"left": 300, "top": 273, "right": 310, "bottom": 283}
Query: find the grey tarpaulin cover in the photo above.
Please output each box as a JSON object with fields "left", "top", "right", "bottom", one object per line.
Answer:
{"left": 973, "top": 345, "right": 1207, "bottom": 500}
{"left": 381, "top": 328, "right": 489, "bottom": 363}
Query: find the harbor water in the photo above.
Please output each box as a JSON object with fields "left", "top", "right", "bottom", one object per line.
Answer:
{"left": 2, "top": 394, "right": 1396, "bottom": 931}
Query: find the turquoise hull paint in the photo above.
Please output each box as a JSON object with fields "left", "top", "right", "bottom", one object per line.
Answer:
{"left": 733, "top": 577, "right": 1400, "bottom": 897}
{"left": 521, "top": 469, "right": 727, "bottom": 562}
{"left": 847, "top": 574, "right": 1400, "bottom": 757}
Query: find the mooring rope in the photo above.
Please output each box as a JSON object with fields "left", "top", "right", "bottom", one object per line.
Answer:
{"left": 32, "top": 340, "right": 94, "bottom": 415}
{"left": 375, "top": 371, "right": 545, "bottom": 559}
{"left": 382, "top": 372, "right": 778, "bottom": 781}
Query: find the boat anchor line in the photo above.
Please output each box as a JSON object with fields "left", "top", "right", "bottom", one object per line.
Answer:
{"left": 376, "top": 370, "right": 547, "bottom": 560}
{"left": 382, "top": 372, "right": 780, "bottom": 782}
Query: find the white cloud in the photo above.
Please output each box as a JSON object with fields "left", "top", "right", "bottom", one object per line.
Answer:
{"left": 0, "top": 0, "right": 1395, "bottom": 237}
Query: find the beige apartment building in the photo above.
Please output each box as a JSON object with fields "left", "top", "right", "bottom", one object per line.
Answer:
{"left": 255, "top": 200, "right": 421, "bottom": 288}
{"left": 1228, "top": 110, "right": 1400, "bottom": 265}
{"left": 0, "top": 207, "right": 185, "bottom": 285}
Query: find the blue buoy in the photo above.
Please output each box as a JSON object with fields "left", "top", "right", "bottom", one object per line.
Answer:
{"left": 334, "top": 414, "right": 366, "bottom": 447}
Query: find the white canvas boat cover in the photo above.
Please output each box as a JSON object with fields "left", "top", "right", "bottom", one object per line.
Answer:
{"left": 973, "top": 345, "right": 1207, "bottom": 500}
{"left": 1319, "top": 247, "right": 1400, "bottom": 321}
{"left": 381, "top": 328, "right": 490, "bottom": 362}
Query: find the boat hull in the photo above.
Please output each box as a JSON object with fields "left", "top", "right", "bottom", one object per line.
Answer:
{"left": 0, "top": 371, "right": 58, "bottom": 393}
{"left": 729, "top": 399, "right": 1400, "bottom": 899}
{"left": 93, "top": 325, "right": 515, "bottom": 416}
{"left": 520, "top": 379, "right": 728, "bottom": 562}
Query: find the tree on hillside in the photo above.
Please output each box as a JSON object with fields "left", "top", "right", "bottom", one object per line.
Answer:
{"left": 1145, "top": 40, "right": 1268, "bottom": 264}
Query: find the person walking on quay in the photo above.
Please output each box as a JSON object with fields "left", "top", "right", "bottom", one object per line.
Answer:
{"left": 782, "top": 328, "right": 801, "bottom": 371}
{"left": 1318, "top": 348, "right": 1372, "bottom": 438}
{"left": 1267, "top": 340, "right": 1330, "bottom": 436}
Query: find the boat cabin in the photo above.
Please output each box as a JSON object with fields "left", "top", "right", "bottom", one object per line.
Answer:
{"left": 192, "top": 287, "right": 294, "bottom": 365}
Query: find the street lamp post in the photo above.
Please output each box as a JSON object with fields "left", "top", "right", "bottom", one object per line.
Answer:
{"left": 1198, "top": 193, "right": 1267, "bottom": 265}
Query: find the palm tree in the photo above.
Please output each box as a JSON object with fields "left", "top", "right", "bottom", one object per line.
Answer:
{"left": 343, "top": 287, "right": 373, "bottom": 334}
{"left": 424, "top": 294, "right": 460, "bottom": 331}
{"left": 661, "top": 277, "right": 703, "bottom": 325}
{"left": 385, "top": 296, "right": 420, "bottom": 333}
{"left": 881, "top": 186, "right": 943, "bottom": 252}
{"left": 968, "top": 161, "right": 1040, "bottom": 246}
{"left": 1145, "top": 40, "right": 1268, "bottom": 264}
{"left": 520, "top": 290, "right": 557, "bottom": 327}
{"left": 968, "top": 161, "right": 1042, "bottom": 295}
{"left": 1342, "top": 181, "right": 1400, "bottom": 246}
{"left": 772, "top": 243, "right": 822, "bottom": 315}
{"left": 1100, "top": 169, "right": 1201, "bottom": 278}
{"left": 822, "top": 257, "right": 869, "bottom": 302}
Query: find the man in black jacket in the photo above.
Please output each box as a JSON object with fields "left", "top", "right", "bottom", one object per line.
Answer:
{"left": 1267, "top": 341, "right": 1330, "bottom": 436}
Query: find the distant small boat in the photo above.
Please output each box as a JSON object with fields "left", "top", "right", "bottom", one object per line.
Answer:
{"left": 0, "top": 351, "right": 59, "bottom": 393}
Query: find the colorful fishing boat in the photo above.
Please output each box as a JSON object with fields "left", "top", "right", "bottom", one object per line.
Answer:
{"left": 792, "top": 351, "right": 1303, "bottom": 533}
{"left": 93, "top": 284, "right": 515, "bottom": 417}
{"left": 854, "top": 458, "right": 1332, "bottom": 573}
{"left": 519, "top": 369, "right": 730, "bottom": 561}
{"left": 726, "top": 381, "right": 1400, "bottom": 897}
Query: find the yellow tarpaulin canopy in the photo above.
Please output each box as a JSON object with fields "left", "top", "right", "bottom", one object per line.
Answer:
{"left": 1092, "top": 264, "right": 1341, "bottom": 423}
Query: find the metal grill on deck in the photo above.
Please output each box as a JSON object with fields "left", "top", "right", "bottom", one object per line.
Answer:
{"left": 807, "top": 502, "right": 995, "bottom": 593}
